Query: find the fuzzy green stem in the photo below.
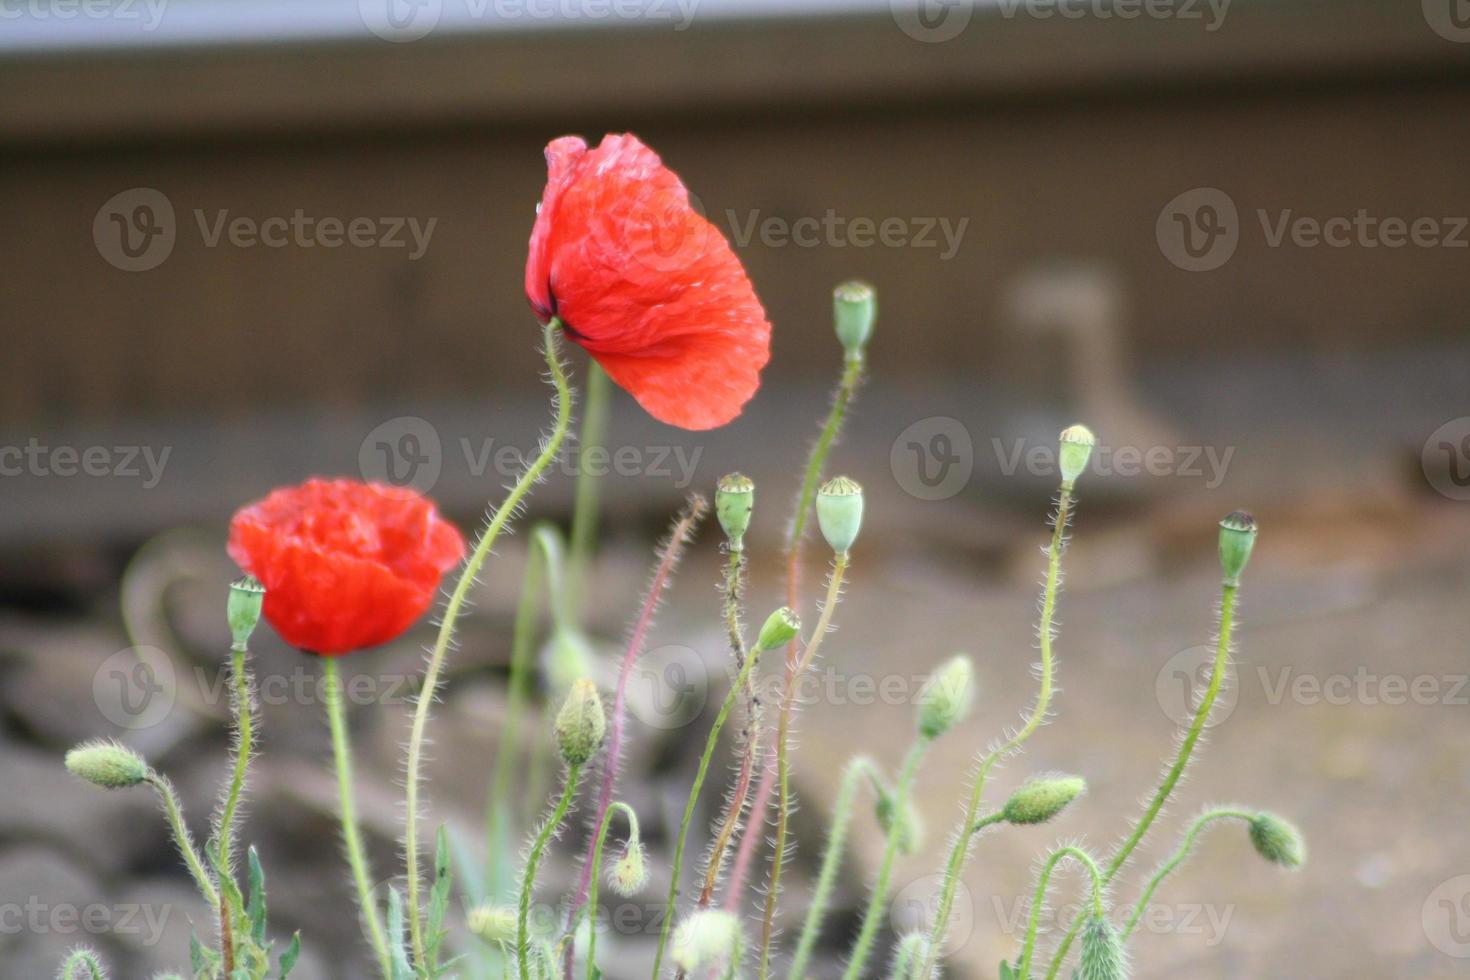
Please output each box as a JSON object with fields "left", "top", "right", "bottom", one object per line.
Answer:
{"left": 407, "top": 319, "right": 573, "bottom": 964}
{"left": 787, "top": 755, "right": 881, "bottom": 979}
{"left": 970, "top": 812, "right": 1005, "bottom": 835}
{"left": 520, "top": 763, "right": 583, "bottom": 980}
{"left": 1043, "top": 580, "right": 1239, "bottom": 980}
{"left": 788, "top": 356, "right": 864, "bottom": 571}
{"left": 652, "top": 641, "right": 770, "bottom": 979}
{"left": 1017, "top": 847, "right": 1104, "bottom": 979}
{"left": 841, "top": 740, "right": 929, "bottom": 980}
{"left": 1122, "top": 808, "right": 1252, "bottom": 941}
{"left": 146, "top": 772, "right": 218, "bottom": 909}
{"left": 323, "top": 658, "right": 392, "bottom": 980}
{"left": 581, "top": 802, "right": 638, "bottom": 980}
{"left": 567, "top": 361, "right": 609, "bottom": 616}
{"left": 919, "top": 484, "right": 1073, "bottom": 980}
{"left": 215, "top": 645, "right": 253, "bottom": 884}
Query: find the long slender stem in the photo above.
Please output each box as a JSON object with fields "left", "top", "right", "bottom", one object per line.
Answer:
{"left": 1121, "top": 808, "right": 1251, "bottom": 941}
{"left": 652, "top": 641, "right": 769, "bottom": 979}
{"left": 788, "top": 756, "right": 881, "bottom": 979}
{"left": 567, "top": 360, "right": 610, "bottom": 617}
{"left": 1042, "top": 581, "right": 1240, "bottom": 980}
{"left": 722, "top": 739, "right": 775, "bottom": 913}
{"left": 581, "top": 802, "right": 638, "bottom": 980}
{"left": 406, "top": 319, "right": 574, "bottom": 964}
{"left": 841, "top": 741, "right": 928, "bottom": 980}
{"left": 919, "top": 484, "right": 1074, "bottom": 980}
{"left": 216, "top": 645, "right": 254, "bottom": 880}
{"left": 146, "top": 772, "right": 218, "bottom": 909}
{"left": 1017, "top": 847, "right": 1104, "bottom": 979}
{"left": 324, "top": 657, "right": 392, "bottom": 979}
{"left": 520, "top": 764, "right": 584, "bottom": 980}
{"left": 760, "top": 556, "right": 850, "bottom": 979}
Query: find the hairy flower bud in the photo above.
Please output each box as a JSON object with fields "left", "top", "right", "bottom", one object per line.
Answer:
{"left": 917, "top": 655, "right": 975, "bottom": 740}
{"left": 816, "top": 476, "right": 864, "bottom": 556}
{"left": 554, "top": 678, "right": 606, "bottom": 766}
{"left": 671, "top": 909, "right": 742, "bottom": 970}
{"left": 466, "top": 904, "right": 518, "bottom": 944}
{"left": 1249, "top": 812, "right": 1305, "bottom": 868}
{"left": 1002, "top": 775, "right": 1086, "bottom": 825}
{"left": 1218, "top": 511, "right": 1258, "bottom": 586}
{"left": 715, "top": 473, "right": 755, "bottom": 552}
{"left": 833, "top": 280, "right": 877, "bottom": 361}
{"left": 876, "top": 790, "right": 923, "bottom": 855}
{"left": 607, "top": 841, "right": 649, "bottom": 896}
{"left": 1078, "top": 915, "right": 1128, "bottom": 980}
{"left": 65, "top": 740, "right": 149, "bottom": 789}
{"left": 227, "top": 575, "right": 266, "bottom": 650}
{"left": 754, "top": 606, "right": 801, "bottom": 653}
{"left": 1058, "top": 424, "right": 1096, "bottom": 486}
{"left": 890, "top": 932, "right": 933, "bottom": 980}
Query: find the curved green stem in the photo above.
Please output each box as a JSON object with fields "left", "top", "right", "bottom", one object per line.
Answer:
{"left": 788, "top": 756, "right": 881, "bottom": 979}
{"left": 58, "top": 948, "right": 106, "bottom": 980}
{"left": 407, "top": 319, "right": 574, "bottom": 964}
{"left": 581, "top": 802, "right": 639, "bottom": 980}
{"left": 519, "top": 763, "right": 584, "bottom": 980}
{"left": 1122, "top": 808, "right": 1252, "bottom": 942}
{"left": 919, "top": 484, "right": 1073, "bottom": 979}
{"left": 841, "top": 740, "right": 929, "bottom": 980}
{"left": 567, "top": 360, "right": 610, "bottom": 617}
{"left": 146, "top": 772, "right": 218, "bottom": 909}
{"left": 788, "top": 355, "right": 864, "bottom": 567}
{"left": 1043, "top": 581, "right": 1240, "bottom": 980}
{"left": 1017, "top": 847, "right": 1104, "bottom": 978}
{"left": 215, "top": 645, "right": 254, "bottom": 882}
{"left": 324, "top": 658, "right": 392, "bottom": 979}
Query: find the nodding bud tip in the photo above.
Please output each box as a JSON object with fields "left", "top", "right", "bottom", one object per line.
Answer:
{"left": 715, "top": 473, "right": 755, "bottom": 551}
{"left": 607, "top": 841, "right": 650, "bottom": 896}
{"left": 65, "top": 740, "right": 149, "bottom": 789}
{"left": 1001, "top": 775, "right": 1087, "bottom": 825}
{"left": 917, "top": 655, "right": 975, "bottom": 739}
{"left": 554, "top": 678, "right": 606, "bottom": 766}
{"left": 1249, "top": 812, "right": 1305, "bottom": 868}
{"left": 754, "top": 606, "right": 800, "bottom": 653}
{"left": 876, "top": 791, "right": 924, "bottom": 855}
{"left": 1079, "top": 915, "right": 1128, "bottom": 980}
{"left": 1058, "top": 423, "right": 1096, "bottom": 485}
{"left": 465, "top": 904, "right": 518, "bottom": 944}
{"left": 833, "top": 280, "right": 877, "bottom": 359}
{"left": 816, "top": 476, "right": 864, "bottom": 556}
{"left": 1218, "top": 510, "right": 1258, "bottom": 585}
{"left": 227, "top": 575, "right": 266, "bottom": 650}
{"left": 671, "top": 909, "right": 743, "bottom": 970}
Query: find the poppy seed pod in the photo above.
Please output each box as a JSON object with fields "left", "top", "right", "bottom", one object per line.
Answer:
{"left": 1249, "top": 812, "right": 1305, "bottom": 868}
{"left": 1001, "top": 775, "right": 1086, "bottom": 825}
{"left": 816, "top": 476, "right": 864, "bottom": 556}
{"left": 833, "top": 280, "right": 877, "bottom": 361}
{"left": 1079, "top": 915, "right": 1128, "bottom": 980}
{"left": 1058, "top": 424, "right": 1096, "bottom": 486}
{"left": 671, "top": 909, "right": 743, "bottom": 970}
{"left": 65, "top": 740, "right": 149, "bottom": 790}
{"left": 715, "top": 473, "right": 755, "bottom": 552}
{"left": 227, "top": 575, "right": 266, "bottom": 650}
{"left": 1218, "top": 511, "right": 1258, "bottom": 586}
{"left": 917, "top": 655, "right": 975, "bottom": 739}
{"left": 754, "top": 606, "right": 801, "bottom": 653}
{"left": 554, "top": 678, "right": 606, "bottom": 766}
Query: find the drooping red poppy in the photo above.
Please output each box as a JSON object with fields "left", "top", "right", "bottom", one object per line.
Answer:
{"left": 525, "top": 133, "right": 772, "bottom": 431}
{"left": 228, "top": 478, "right": 465, "bottom": 655}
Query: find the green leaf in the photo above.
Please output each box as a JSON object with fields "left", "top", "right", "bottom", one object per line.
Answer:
{"left": 424, "top": 825, "right": 454, "bottom": 974}
{"left": 248, "top": 846, "right": 268, "bottom": 946}
{"left": 998, "top": 960, "right": 1018, "bottom": 980}
{"left": 190, "top": 930, "right": 221, "bottom": 980}
{"left": 386, "top": 886, "right": 414, "bottom": 980}
{"left": 277, "top": 932, "right": 301, "bottom": 978}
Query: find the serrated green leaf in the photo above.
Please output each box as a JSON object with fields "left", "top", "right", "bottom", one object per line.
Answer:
{"left": 386, "top": 886, "right": 414, "bottom": 980}
{"left": 277, "top": 931, "right": 301, "bottom": 978}
{"left": 247, "top": 847, "right": 268, "bottom": 946}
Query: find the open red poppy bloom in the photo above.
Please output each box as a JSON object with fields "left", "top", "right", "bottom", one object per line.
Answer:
{"left": 228, "top": 478, "right": 465, "bottom": 655}
{"left": 525, "top": 133, "right": 772, "bottom": 430}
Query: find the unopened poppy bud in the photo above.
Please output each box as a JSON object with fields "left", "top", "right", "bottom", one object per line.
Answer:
{"left": 466, "top": 904, "right": 518, "bottom": 944}
{"left": 816, "top": 476, "right": 864, "bottom": 556}
{"left": 715, "top": 473, "right": 755, "bottom": 552}
{"left": 1078, "top": 915, "right": 1128, "bottom": 980}
{"left": 1002, "top": 775, "right": 1086, "bottom": 825}
{"left": 65, "top": 740, "right": 149, "bottom": 789}
{"left": 671, "top": 909, "right": 742, "bottom": 970}
{"left": 541, "top": 626, "right": 596, "bottom": 694}
{"left": 1058, "top": 424, "right": 1096, "bottom": 486}
{"left": 876, "top": 791, "right": 923, "bottom": 855}
{"left": 833, "top": 280, "right": 876, "bottom": 361}
{"left": 754, "top": 606, "right": 800, "bottom": 653}
{"left": 554, "top": 678, "right": 606, "bottom": 766}
{"left": 607, "top": 840, "right": 649, "bottom": 896}
{"left": 227, "top": 575, "right": 266, "bottom": 650}
{"left": 917, "top": 655, "right": 974, "bottom": 739}
{"left": 1249, "top": 812, "right": 1305, "bottom": 868}
{"left": 890, "top": 932, "right": 933, "bottom": 980}
{"left": 1218, "top": 511, "right": 1258, "bottom": 586}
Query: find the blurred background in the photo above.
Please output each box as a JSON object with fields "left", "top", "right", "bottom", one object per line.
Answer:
{"left": 3, "top": 1, "right": 1469, "bottom": 977}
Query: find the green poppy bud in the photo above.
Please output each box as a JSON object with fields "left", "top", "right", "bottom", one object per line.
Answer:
{"left": 1001, "top": 775, "right": 1086, "bottom": 825}
{"left": 816, "top": 476, "right": 864, "bottom": 556}
{"left": 715, "top": 473, "right": 755, "bottom": 552}
{"left": 607, "top": 840, "right": 649, "bottom": 896}
{"left": 833, "top": 280, "right": 877, "bottom": 361}
{"left": 1218, "top": 511, "right": 1258, "bottom": 586}
{"left": 876, "top": 790, "right": 923, "bottom": 855}
{"left": 1078, "top": 915, "right": 1128, "bottom": 980}
{"left": 1249, "top": 812, "right": 1305, "bottom": 868}
{"left": 1058, "top": 424, "right": 1096, "bottom": 486}
{"left": 554, "top": 678, "right": 606, "bottom": 766}
{"left": 65, "top": 740, "right": 149, "bottom": 789}
{"left": 227, "top": 575, "right": 266, "bottom": 650}
{"left": 917, "top": 655, "right": 975, "bottom": 740}
{"left": 671, "top": 909, "right": 742, "bottom": 970}
{"left": 466, "top": 904, "right": 518, "bottom": 945}
{"left": 754, "top": 606, "right": 800, "bottom": 653}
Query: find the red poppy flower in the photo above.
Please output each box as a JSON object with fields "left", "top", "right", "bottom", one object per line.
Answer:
{"left": 525, "top": 133, "right": 772, "bottom": 430}
{"left": 228, "top": 478, "right": 465, "bottom": 655}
